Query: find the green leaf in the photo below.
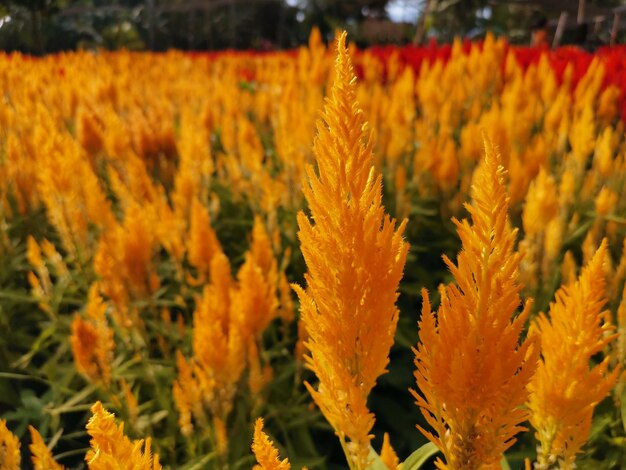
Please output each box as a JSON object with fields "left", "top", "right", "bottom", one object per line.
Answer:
{"left": 620, "top": 387, "right": 626, "bottom": 432}
{"left": 177, "top": 452, "right": 216, "bottom": 470}
{"left": 366, "top": 446, "right": 389, "bottom": 470}
{"left": 500, "top": 455, "right": 511, "bottom": 470}
{"left": 402, "top": 442, "right": 439, "bottom": 470}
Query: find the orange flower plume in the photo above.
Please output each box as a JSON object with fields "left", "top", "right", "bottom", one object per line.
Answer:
{"left": 70, "top": 287, "right": 115, "bottom": 386}
{"left": 29, "top": 426, "right": 65, "bottom": 470}
{"left": 252, "top": 418, "right": 291, "bottom": 470}
{"left": 293, "top": 31, "right": 409, "bottom": 469}
{"left": 0, "top": 419, "right": 20, "bottom": 470}
{"left": 412, "top": 138, "right": 539, "bottom": 469}
{"left": 528, "top": 240, "right": 619, "bottom": 468}
{"left": 380, "top": 433, "right": 400, "bottom": 470}
{"left": 85, "top": 401, "right": 162, "bottom": 470}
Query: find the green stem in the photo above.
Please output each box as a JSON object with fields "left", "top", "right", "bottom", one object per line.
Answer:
{"left": 338, "top": 434, "right": 358, "bottom": 470}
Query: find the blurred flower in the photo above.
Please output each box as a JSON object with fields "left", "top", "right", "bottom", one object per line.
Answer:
{"left": 29, "top": 426, "right": 65, "bottom": 470}
{"left": 70, "top": 287, "right": 115, "bottom": 386}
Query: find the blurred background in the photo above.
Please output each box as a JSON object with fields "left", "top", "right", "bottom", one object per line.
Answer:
{"left": 0, "top": 0, "right": 625, "bottom": 54}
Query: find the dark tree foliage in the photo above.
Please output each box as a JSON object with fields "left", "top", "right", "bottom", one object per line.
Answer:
{"left": 422, "top": 0, "right": 625, "bottom": 44}
{"left": 0, "top": 2, "right": 625, "bottom": 66}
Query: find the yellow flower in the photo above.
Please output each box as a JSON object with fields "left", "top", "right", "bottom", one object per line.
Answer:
{"left": 380, "top": 433, "right": 400, "bottom": 470}
{"left": 119, "top": 379, "right": 139, "bottom": 425}
{"left": 522, "top": 168, "right": 558, "bottom": 237}
{"left": 191, "top": 253, "right": 246, "bottom": 417}
{"left": 561, "top": 250, "right": 578, "bottom": 286}
{"left": 558, "top": 169, "right": 576, "bottom": 209}
{"left": 597, "top": 85, "right": 621, "bottom": 124}
{"left": 70, "top": 287, "right": 115, "bottom": 386}
{"left": 29, "top": 426, "right": 65, "bottom": 470}
{"left": 293, "top": 32, "right": 408, "bottom": 469}
{"left": 186, "top": 198, "right": 223, "bottom": 285}
{"left": 233, "top": 217, "right": 280, "bottom": 340}
{"left": 0, "top": 419, "right": 20, "bottom": 470}
{"left": 174, "top": 217, "right": 282, "bottom": 452}
{"left": 252, "top": 418, "right": 291, "bottom": 470}
{"left": 412, "top": 138, "right": 539, "bottom": 469}
{"left": 172, "top": 351, "right": 202, "bottom": 437}
{"left": 528, "top": 240, "right": 620, "bottom": 468}
{"left": 85, "top": 402, "right": 162, "bottom": 470}
{"left": 594, "top": 187, "right": 618, "bottom": 217}
{"left": 70, "top": 317, "right": 109, "bottom": 385}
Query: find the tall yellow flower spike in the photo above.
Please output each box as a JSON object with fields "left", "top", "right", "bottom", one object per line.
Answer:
{"left": 293, "top": 31, "right": 409, "bottom": 469}
{"left": 380, "top": 433, "right": 400, "bottom": 470}
{"left": 0, "top": 419, "right": 20, "bottom": 470}
{"left": 70, "top": 287, "right": 115, "bottom": 386}
{"left": 252, "top": 418, "right": 291, "bottom": 470}
{"left": 85, "top": 401, "right": 162, "bottom": 470}
{"left": 29, "top": 426, "right": 65, "bottom": 470}
{"left": 412, "top": 138, "right": 539, "bottom": 470}
{"left": 528, "top": 240, "right": 619, "bottom": 469}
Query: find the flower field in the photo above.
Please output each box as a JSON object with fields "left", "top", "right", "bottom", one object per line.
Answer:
{"left": 2, "top": 29, "right": 626, "bottom": 469}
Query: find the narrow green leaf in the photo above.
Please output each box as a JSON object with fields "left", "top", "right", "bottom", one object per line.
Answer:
{"left": 500, "top": 455, "right": 511, "bottom": 470}
{"left": 620, "top": 387, "right": 626, "bottom": 432}
{"left": 47, "top": 384, "right": 98, "bottom": 416}
{"left": 176, "top": 451, "right": 216, "bottom": 470}
{"left": 402, "top": 442, "right": 439, "bottom": 470}
{"left": 603, "top": 214, "right": 626, "bottom": 225}
{"left": 366, "top": 446, "right": 389, "bottom": 470}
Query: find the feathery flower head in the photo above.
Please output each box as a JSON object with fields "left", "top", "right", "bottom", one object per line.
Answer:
{"left": 594, "top": 187, "right": 618, "bottom": 217}
{"left": 86, "top": 401, "right": 162, "bottom": 470}
{"left": 187, "top": 198, "right": 223, "bottom": 284}
{"left": 70, "top": 287, "right": 115, "bottom": 386}
{"left": 380, "top": 433, "right": 400, "bottom": 470}
{"left": 522, "top": 168, "right": 558, "bottom": 237}
{"left": 293, "top": 31, "right": 409, "bottom": 469}
{"left": 233, "top": 217, "right": 280, "bottom": 339}
{"left": 412, "top": 137, "right": 539, "bottom": 469}
{"left": 29, "top": 426, "right": 65, "bottom": 470}
{"left": 70, "top": 315, "right": 114, "bottom": 386}
{"left": 528, "top": 240, "right": 619, "bottom": 468}
{"left": 252, "top": 418, "right": 291, "bottom": 470}
{"left": 0, "top": 419, "right": 20, "bottom": 470}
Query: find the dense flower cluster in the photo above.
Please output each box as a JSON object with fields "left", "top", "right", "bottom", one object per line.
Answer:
{"left": 2, "top": 30, "right": 626, "bottom": 470}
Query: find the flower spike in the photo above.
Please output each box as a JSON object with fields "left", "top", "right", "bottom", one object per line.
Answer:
{"left": 293, "top": 31, "right": 409, "bottom": 469}
{"left": 412, "top": 137, "right": 539, "bottom": 469}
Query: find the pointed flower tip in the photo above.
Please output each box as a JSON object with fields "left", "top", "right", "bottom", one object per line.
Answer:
{"left": 380, "top": 433, "right": 400, "bottom": 470}
{"left": 90, "top": 400, "right": 105, "bottom": 416}
{"left": 481, "top": 134, "right": 501, "bottom": 168}
{"left": 252, "top": 418, "right": 291, "bottom": 470}
{"left": 582, "top": 237, "right": 609, "bottom": 284}
{"left": 335, "top": 31, "right": 349, "bottom": 68}
{"left": 337, "top": 30, "right": 348, "bottom": 51}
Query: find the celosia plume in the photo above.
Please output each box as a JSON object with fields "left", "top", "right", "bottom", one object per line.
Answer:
{"left": 293, "top": 31, "right": 409, "bottom": 469}
{"left": 0, "top": 419, "right": 20, "bottom": 470}
{"left": 528, "top": 240, "right": 619, "bottom": 468}
{"left": 252, "top": 418, "right": 292, "bottom": 470}
{"left": 412, "top": 138, "right": 539, "bottom": 469}
{"left": 380, "top": 433, "right": 400, "bottom": 470}
{"left": 29, "top": 426, "right": 65, "bottom": 470}
{"left": 186, "top": 198, "right": 223, "bottom": 285}
{"left": 70, "top": 287, "right": 115, "bottom": 385}
{"left": 85, "top": 401, "right": 162, "bottom": 470}
{"left": 173, "top": 218, "right": 282, "bottom": 454}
